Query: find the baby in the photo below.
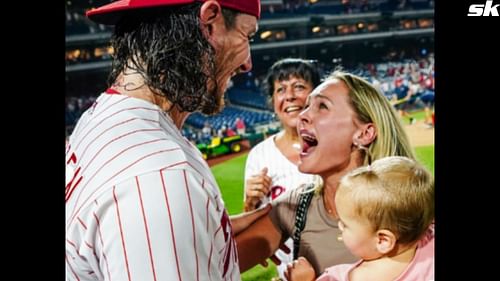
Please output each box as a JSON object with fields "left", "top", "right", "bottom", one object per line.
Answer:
{"left": 285, "top": 156, "right": 434, "bottom": 281}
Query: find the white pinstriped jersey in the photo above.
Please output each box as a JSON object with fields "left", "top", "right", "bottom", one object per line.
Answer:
{"left": 244, "top": 135, "right": 315, "bottom": 279}
{"left": 66, "top": 92, "right": 240, "bottom": 281}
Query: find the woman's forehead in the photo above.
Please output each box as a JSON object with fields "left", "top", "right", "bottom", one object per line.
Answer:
{"left": 310, "top": 79, "right": 348, "bottom": 99}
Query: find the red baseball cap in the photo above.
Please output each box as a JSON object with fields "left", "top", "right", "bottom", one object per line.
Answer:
{"left": 86, "top": 0, "right": 261, "bottom": 25}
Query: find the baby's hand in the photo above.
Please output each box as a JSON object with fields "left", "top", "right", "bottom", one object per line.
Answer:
{"left": 284, "top": 257, "right": 316, "bottom": 281}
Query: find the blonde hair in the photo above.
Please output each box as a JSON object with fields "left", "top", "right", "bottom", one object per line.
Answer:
{"left": 329, "top": 71, "right": 415, "bottom": 164}
{"left": 338, "top": 156, "right": 434, "bottom": 244}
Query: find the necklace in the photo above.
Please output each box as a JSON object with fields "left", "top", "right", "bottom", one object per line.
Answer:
{"left": 323, "top": 194, "right": 336, "bottom": 216}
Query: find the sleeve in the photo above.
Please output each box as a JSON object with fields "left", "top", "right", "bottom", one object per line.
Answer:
{"left": 268, "top": 187, "right": 302, "bottom": 240}
{"left": 316, "top": 264, "right": 354, "bottom": 281}
{"left": 92, "top": 168, "right": 234, "bottom": 281}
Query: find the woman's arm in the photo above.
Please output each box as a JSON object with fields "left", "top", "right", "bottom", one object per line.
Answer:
{"left": 235, "top": 213, "right": 283, "bottom": 272}
{"left": 230, "top": 204, "right": 271, "bottom": 236}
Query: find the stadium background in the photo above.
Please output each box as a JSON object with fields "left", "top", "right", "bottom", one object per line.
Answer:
{"left": 65, "top": 1, "right": 434, "bottom": 280}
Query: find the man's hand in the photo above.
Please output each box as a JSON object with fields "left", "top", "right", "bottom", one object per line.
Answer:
{"left": 244, "top": 167, "right": 272, "bottom": 212}
{"left": 230, "top": 204, "right": 272, "bottom": 236}
{"left": 284, "top": 257, "right": 316, "bottom": 281}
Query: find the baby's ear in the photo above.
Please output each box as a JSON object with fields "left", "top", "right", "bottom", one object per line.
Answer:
{"left": 375, "top": 229, "right": 397, "bottom": 254}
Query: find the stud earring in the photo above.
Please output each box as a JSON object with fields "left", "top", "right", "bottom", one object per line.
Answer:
{"left": 337, "top": 233, "right": 343, "bottom": 242}
{"left": 354, "top": 141, "right": 372, "bottom": 166}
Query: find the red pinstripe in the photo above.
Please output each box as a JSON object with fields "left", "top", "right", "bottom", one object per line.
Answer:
{"left": 81, "top": 132, "right": 165, "bottom": 175}
{"left": 224, "top": 238, "right": 233, "bottom": 271}
{"left": 160, "top": 160, "right": 204, "bottom": 179}
{"left": 84, "top": 241, "right": 98, "bottom": 258}
{"left": 66, "top": 239, "right": 76, "bottom": 247}
{"left": 70, "top": 135, "right": 167, "bottom": 206}
{"left": 84, "top": 241, "right": 93, "bottom": 249}
{"left": 112, "top": 186, "right": 132, "bottom": 281}
{"left": 77, "top": 217, "right": 87, "bottom": 230}
{"left": 87, "top": 94, "right": 125, "bottom": 119}
{"left": 135, "top": 176, "right": 158, "bottom": 281}
{"left": 219, "top": 246, "right": 226, "bottom": 255}
{"left": 73, "top": 95, "right": 132, "bottom": 148}
{"left": 66, "top": 239, "right": 78, "bottom": 255}
{"left": 205, "top": 199, "right": 210, "bottom": 233}
{"left": 183, "top": 170, "right": 200, "bottom": 281}
{"left": 207, "top": 243, "right": 213, "bottom": 281}
{"left": 222, "top": 240, "right": 233, "bottom": 278}
{"left": 79, "top": 117, "right": 160, "bottom": 163}
{"left": 159, "top": 170, "right": 183, "bottom": 281}
{"left": 202, "top": 179, "right": 210, "bottom": 233}
{"left": 72, "top": 93, "right": 120, "bottom": 137}
{"left": 66, "top": 253, "right": 81, "bottom": 281}
{"left": 66, "top": 167, "right": 83, "bottom": 202}
{"left": 214, "top": 225, "right": 222, "bottom": 237}
{"left": 74, "top": 107, "right": 160, "bottom": 151}
{"left": 93, "top": 212, "right": 112, "bottom": 281}
{"left": 69, "top": 148, "right": 181, "bottom": 226}
{"left": 71, "top": 139, "right": 178, "bottom": 217}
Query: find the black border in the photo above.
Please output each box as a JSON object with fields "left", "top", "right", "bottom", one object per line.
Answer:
{"left": 8, "top": 1, "right": 65, "bottom": 279}
{"left": 436, "top": 0, "right": 499, "bottom": 278}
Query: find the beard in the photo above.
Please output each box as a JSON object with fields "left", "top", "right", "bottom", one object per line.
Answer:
{"left": 198, "top": 39, "right": 242, "bottom": 115}
{"left": 199, "top": 59, "right": 232, "bottom": 115}
{"left": 199, "top": 93, "right": 222, "bottom": 115}
{"left": 198, "top": 77, "right": 223, "bottom": 115}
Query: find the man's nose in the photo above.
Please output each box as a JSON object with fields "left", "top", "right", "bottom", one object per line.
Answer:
{"left": 239, "top": 56, "right": 252, "bottom": 73}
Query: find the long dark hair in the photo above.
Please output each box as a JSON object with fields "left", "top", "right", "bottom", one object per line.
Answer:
{"left": 108, "top": 3, "right": 237, "bottom": 114}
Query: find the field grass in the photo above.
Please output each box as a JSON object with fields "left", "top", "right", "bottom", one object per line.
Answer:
{"left": 210, "top": 154, "right": 248, "bottom": 215}
{"left": 408, "top": 110, "right": 427, "bottom": 121}
{"left": 212, "top": 145, "right": 434, "bottom": 281}
{"left": 415, "top": 145, "right": 434, "bottom": 174}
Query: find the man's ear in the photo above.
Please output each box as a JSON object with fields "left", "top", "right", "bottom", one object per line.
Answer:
{"left": 200, "top": 0, "right": 224, "bottom": 37}
{"left": 354, "top": 123, "right": 377, "bottom": 146}
{"left": 375, "top": 229, "right": 397, "bottom": 254}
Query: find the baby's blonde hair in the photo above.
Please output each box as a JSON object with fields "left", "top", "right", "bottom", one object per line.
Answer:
{"left": 338, "top": 156, "right": 434, "bottom": 244}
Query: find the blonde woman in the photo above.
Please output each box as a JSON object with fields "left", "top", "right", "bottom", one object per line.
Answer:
{"left": 236, "top": 71, "right": 415, "bottom": 278}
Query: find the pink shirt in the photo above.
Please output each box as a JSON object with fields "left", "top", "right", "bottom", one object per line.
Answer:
{"left": 317, "top": 229, "right": 434, "bottom": 281}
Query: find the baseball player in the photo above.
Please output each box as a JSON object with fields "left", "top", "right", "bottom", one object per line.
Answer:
{"left": 65, "top": 1, "right": 263, "bottom": 280}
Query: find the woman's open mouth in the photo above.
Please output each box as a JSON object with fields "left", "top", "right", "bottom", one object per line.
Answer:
{"left": 299, "top": 129, "right": 318, "bottom": 156}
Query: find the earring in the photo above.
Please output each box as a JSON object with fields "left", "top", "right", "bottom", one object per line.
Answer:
{"left": 355, "top": 142, "right": 366, "bottom": 151}
{"left": 337, "top": 233, "right": 343, "bottom": 242}
{"left": 354, "top": 141, "right": 372, "bottom": 166}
